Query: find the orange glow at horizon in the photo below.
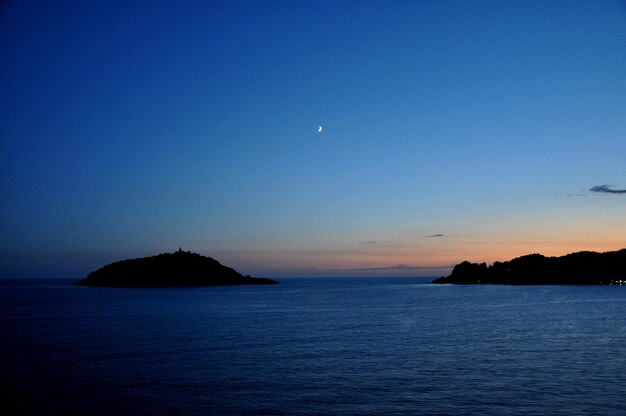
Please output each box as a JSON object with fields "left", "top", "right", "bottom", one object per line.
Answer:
{"left": 213, "top": 229, "right": 626, "bottom": 277}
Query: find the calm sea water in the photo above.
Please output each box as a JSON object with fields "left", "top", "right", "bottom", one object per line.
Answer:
{"left": 2, "top": 277, "right": 626, "bottom": 415}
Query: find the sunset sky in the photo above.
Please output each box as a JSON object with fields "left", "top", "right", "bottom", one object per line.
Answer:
{"left": 2, "top": 0, "right": 625, "bottom": 278}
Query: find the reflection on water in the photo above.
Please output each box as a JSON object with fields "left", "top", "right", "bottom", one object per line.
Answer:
{"left": 2, "top": 278, "right": 626, "bottom": 415}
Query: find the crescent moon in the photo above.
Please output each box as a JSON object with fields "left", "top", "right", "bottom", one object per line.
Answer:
{"left": 318, "top": 126, "right": 323, "bottom": 132}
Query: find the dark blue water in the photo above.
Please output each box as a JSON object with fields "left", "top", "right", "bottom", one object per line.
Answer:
{"left": 2, "top": 278, "right": 626, "bottom": 415}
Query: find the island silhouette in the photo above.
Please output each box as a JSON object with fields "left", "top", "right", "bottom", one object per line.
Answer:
{"left": 73, "top": 249, "right": 278, "bottom": 287}
{"left": 432, "top": 248, "right": 626, "bottom": 285}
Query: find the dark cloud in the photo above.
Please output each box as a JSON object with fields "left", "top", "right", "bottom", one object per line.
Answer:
{"left": 424, "top": 234, "right": 444, "bottom": 238}
{"left": 589, "top": 185, "right": 626, "bottom": 194}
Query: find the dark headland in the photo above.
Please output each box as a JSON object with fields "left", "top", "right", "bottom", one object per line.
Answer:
{"left": 432, "top": 248, "right": 626, "bottom": 285}
{"left": 73, "top": 250, "right": 278, "bottom": 287}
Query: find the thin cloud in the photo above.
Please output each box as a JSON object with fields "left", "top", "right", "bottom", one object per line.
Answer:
{"left": 361, "top": 240, "right": 396, "bottom": 248}
{"left": 354, "top": 264, "right": 453, "bottom": 272}
{"left": 589, "top": 185, "right": 626, "bottom": 194}
{"left": 424, "top": 234, "right": 444, "bottom": 238}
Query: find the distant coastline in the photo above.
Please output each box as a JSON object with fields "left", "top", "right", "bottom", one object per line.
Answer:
{"left": 432, "top": 249, "right": 626, "bottom": 285}
{"left": 73, "top": 250, "right": 278, "bottom": 287}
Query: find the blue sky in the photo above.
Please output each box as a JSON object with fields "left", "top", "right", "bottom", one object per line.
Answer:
{"left": 1, "top": 0, "right": 625, "bottom": 278}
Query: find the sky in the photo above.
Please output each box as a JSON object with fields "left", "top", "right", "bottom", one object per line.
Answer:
{"left": 1, "top": 0, "right": 625, "bottom": 278}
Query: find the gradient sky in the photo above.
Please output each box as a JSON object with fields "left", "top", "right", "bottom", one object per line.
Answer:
{"left": 2, "top": 0, "right": 625, "bottom": 278}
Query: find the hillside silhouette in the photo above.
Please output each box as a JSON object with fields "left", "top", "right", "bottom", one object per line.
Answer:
{"left": 432, "top": 249, "right": 626, "bottom": 285}
{"left": 74, "top": 250, "right": 278, "bottom": 287}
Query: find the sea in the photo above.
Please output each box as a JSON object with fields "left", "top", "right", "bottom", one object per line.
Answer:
{"left": 2, "top": 277, "right": 626, "bottom": 415}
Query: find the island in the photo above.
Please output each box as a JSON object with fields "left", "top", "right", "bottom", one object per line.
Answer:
{"left": 432, "top": 248, "right": 626, "bottom": 285}
{"left": 73, "top": 250, "right": 278, "bottom": 287}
